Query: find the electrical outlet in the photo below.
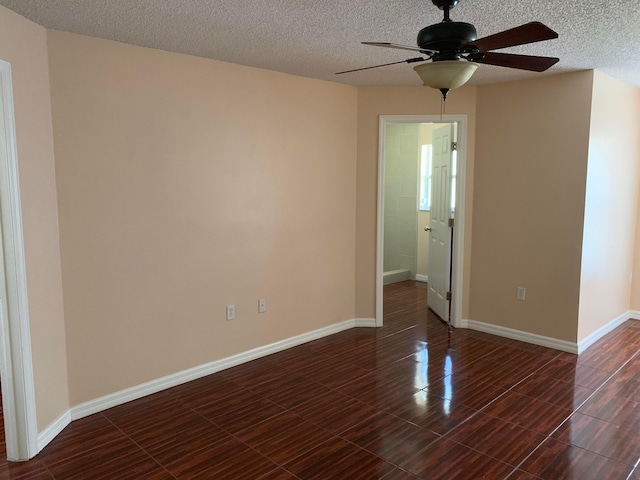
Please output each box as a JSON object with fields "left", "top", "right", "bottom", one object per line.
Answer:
{"left": 516, "top": 287, "right": 526, "bottom": 301}
{"left": 226, "top": 305, "right": 235, "bottom": 320}
{"left": 258, "top": 298, "right": 267, "bottom": 313}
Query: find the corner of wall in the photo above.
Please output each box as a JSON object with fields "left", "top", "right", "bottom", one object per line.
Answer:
{"left": 471, "top": 72, "right": 594, "bottom": 344}
{"left": 0, "top": 2, "right": 70, "bottom": 442}
{"left": 578, "top": 71, "right": 640, "bottom": 342}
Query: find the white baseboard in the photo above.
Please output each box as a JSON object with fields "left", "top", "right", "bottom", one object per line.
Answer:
{"left": 354, "top": 318, "right": 376, "bottom": 327}
{"left": 37, "top": 410, "right": 71, "bottom": 452}
{"left": 462, "top": 312, "right": 637, "bottom": 356}
{"left": 39, "top": 311, "right": 637, "bottom": 453}
{"left": 34, "top": 318, "right": 376, "bottom": 454}
{"left": 69, "top": 317, "right": 370, "bottom": 421}
{"left": 577, "top": 310, "right": 631, "bottom": 354}
{"left": 415, "top": 274, "right": 428, "bottom": 283}
{"left": 460, "top": 319, "right": 579, "bottom": 354}
{"left": 383, "top": 269, "right": 410, "bottom": 285}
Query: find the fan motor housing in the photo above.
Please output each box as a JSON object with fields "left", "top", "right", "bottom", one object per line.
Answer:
{"left": 417, "top": 21, "right": 477, "bottom": 59}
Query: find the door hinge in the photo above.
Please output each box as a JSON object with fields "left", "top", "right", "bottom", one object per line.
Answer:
{"left": 446, "top": 291, "right": 452, "bottom": 301}
{"left": 448, "top": 218, "right": 454, "bottom": 228}
{"left": 451, "top": 141, "right": 458, "bottom": 151}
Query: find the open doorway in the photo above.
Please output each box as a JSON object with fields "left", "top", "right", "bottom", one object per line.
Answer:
{"left": 376, "top": 115, "right": 468, "bottom": 329}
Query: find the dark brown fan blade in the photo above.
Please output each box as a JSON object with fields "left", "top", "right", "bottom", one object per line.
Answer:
{"left": 336, "top": 57, "right": 427, "bottom": 75}
{"left": 472, "top": 52, "right": 559, "bottom": 72}
{"left": 465, "top": 22, "right": 558, "bottom": 52}
{"left": 363, "top": 42, "right": 436, "bottom": 55}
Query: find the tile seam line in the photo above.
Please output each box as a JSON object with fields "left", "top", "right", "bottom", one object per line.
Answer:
{"left": 506, "top": 344, "right": 640, "bottom": 478}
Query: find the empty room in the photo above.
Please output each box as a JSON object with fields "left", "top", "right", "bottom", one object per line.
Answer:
{"left": 0, "top": 1, "right": 639, "bottom": 479}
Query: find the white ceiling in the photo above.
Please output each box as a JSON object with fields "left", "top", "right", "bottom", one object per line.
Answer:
{"left": 1, "top": 0, "right": 639, "bottom": 88}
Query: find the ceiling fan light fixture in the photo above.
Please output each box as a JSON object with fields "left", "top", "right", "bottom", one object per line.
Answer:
{"left": 413, "top": 60, "right": 478, "bottom": 93}
{"left": 342, "top": 1, "right": 559, "bottom": 102}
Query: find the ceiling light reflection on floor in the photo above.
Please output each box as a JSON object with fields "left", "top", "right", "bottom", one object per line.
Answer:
{"left": 412, "top": 345, "right": 454, "bottom": 415}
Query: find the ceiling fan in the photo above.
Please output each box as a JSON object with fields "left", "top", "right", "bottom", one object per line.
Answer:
{"left": 338, "top": 0, "right": 559, "bottom": 99}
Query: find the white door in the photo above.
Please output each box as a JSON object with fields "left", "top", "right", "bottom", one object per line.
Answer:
{"left": 427, "top": 124, "right": 453, "bottom": 321}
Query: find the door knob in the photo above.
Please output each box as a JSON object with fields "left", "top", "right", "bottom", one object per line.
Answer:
{"left": 424, "top": 227, "right": 432, "bottom": 232}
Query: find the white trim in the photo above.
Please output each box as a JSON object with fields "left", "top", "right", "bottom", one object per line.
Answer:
{"left": 629, "top": 311, "right": 640, "bottom": 320}
{"left": 0, "top": 60, "right": 38, "bottom": 461}
{"left": 37, "top": 411, "right": 70, "bottom": 452}
{"left": 354, "top": 318, "right": 376, "bottom": 327}
{"left": 450, "top": 119, "right": 467, "bottom": 329}
{"left": 376, "top": 115, "right": 467, "bottom": 329}
{"left": 70, "top": 318, "right": 369, "bottom": 420}
{"left": 375, "top": 119, "right": 385, "bottom": 327}
{"left": 60, "top": 311, "right": 635, "bottom": 429}
{"left": 383, "top": 269, "right": 410, "bottom": 285}
{"left": 577, "top": 311, "right": 631, "bottom": 354}
{"left": 415, "top": 274, "right": 429, "bottom": 283}
{"left": 460, "top": 319, "right": 579, "bottom": 354}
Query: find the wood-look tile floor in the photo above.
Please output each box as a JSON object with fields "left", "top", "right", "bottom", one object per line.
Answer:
{"left": 4, "top": 280, "right": 640, "bottom": 479}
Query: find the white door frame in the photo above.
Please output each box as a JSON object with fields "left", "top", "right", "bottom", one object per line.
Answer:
{"left": 0, "top": 59, "right": 39, "bottom": 461}
{"left": 376, "top": 114, "right": 468, "bottom": 329}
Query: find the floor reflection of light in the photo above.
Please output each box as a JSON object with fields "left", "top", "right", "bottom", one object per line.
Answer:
{"left": 414, "top": 343, "right": 429, "bottom": 389}
{"left": 442, "top": 350, "right": 453, "bottom": 415}
{"left": 413, "top": 362, "right": 429, "bottom": 389}
{"left": 415, "top": 342, "right": 428, "bottom": 363}
{"left": 412, "top": 390, "right": 429, "bottom": 412}
{"left": 444, "top": 350, "right": 453, "bottom": 377}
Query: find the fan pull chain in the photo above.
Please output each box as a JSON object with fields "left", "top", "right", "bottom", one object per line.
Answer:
{"left": 439, "top": 88, "right": 449, "bottom": 120}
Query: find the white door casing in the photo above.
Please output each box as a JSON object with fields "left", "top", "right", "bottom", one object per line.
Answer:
{"left": 0, "top": 60, "right": 39, "bottom": 461}
{"left": 427, "top": 124, "right": 453, "bottom": 322}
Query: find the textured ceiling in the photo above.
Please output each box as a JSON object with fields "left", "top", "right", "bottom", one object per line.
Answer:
{"left": 1, "top": 0, "right": 639, "bottom": 87}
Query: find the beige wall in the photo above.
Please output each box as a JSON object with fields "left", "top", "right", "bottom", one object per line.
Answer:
{"left": 47, "top": 31, "right": 358, "bottom": 405}
{"left": 356, "top": 86, "right": 477, "bottom": 319}
{"left": 0, "top": 6, "right": 69, "bottom": 431}
{"left": 417, "top": 210, "right": 431, "bottom": 276}
{"left": 633, "top": 106, "right": 640, "bottom": 310}
{"left": 471, "top": 72, "right": 594, "bottom": 342}
{"left": 579, "top": 71, "right": 640, "bottom": 340}
{"left": 630, "top": 85, "right": 640, "bottom": 313}
{"left": 632, "top": 81, "right": 640, "bottom": 310}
